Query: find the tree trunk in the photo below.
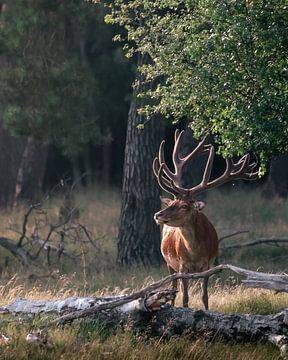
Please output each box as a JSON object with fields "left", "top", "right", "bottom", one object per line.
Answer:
{"left": 14, "top": 137, "right": 48, "bottom": 207}
{"left": 262, "top": 154, "right": 288, "bottom": 198}
{"left": 0, "top": 126, "right": 25, "bottom": 208}
{"left": 117, "top": 53, "right": 164, "bottom": 266}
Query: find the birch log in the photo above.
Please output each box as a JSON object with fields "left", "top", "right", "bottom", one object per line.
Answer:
{"left": 1, "top": 294, "right": 288, "bottom": 358}
{"left": 1, "top": 264, "right": 288, "bottom": 358}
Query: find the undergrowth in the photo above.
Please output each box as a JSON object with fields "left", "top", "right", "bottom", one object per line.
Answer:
{"left": 0, "top": 185, "right": 287, "bottom": 359}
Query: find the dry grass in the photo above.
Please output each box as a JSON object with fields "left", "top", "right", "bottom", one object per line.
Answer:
{"left": 0, "top": 330, "right": 281, "bottom": 360}
{"left": 0, "top": 185, "right": 287, "bottom": 359}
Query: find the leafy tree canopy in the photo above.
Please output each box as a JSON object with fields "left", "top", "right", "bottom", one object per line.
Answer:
{"left": 107, "top": 0, "right": 288, "bottom": 169}
{"left": 0, "top": 0, "right": 108, "bottom": 157}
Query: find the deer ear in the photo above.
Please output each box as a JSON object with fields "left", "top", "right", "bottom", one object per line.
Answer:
{"left": 160, "top": 197, "right": 172, "bottom": 207}
{"left": 194, "top": 200, "right": 206, "bottom": 211}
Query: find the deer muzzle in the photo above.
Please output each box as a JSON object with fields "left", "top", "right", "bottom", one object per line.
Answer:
{"left": 154, "top": 212, "right": 169, "bottom": 225}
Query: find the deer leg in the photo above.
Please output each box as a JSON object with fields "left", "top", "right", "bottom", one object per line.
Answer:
{"left": 202, "top": 276, "right": 209, "bottom": 310}
{"left": 179, "top": 265, "right": 189, "bottom": 307}
{"left": 168, "top": 266, "right": 177, "bottom": 306}
{"left": 180, "top": 277, "right": 189, "bottom": 307}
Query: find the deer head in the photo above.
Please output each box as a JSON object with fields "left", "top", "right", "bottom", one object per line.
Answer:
{"left": 154, "top": 197, "right": 206, "bottom": 227}
{"left": 153, "top": 130, "right": 259, "bottom": 226}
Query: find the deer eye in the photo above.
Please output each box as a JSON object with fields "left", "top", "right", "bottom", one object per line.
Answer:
{"left": 181, "top": 204, "right": 189, "bottom": 210}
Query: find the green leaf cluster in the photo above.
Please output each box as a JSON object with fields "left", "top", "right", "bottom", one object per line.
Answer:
{"left": 108, "top": 0, "right": 288, "bottom": 162}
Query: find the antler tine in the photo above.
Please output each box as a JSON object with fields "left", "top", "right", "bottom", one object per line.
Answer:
{"left": 231, "top": 154, "right": 259, "bottom": 180}
{"left": 152, "top": 156, "right": 160, "bottom": 177}
{"left": 154, "top": 162, "right": 180, "bottom": 197}
{"left": 158, "top": 140, "right": 176, "bottom": 181}
{"left": 153, "top": 157, "right": 172, "bottom": 188}
{"left": 171, "top": 131, "right": 210, "bottom": 183}
{"left": 182, "top": 135, "right": 210, "bottom": 163}
{"left": 174, "top": 128, "right": 180, "bottom": 142}
{"left": 231, "top": 154, "right": 250, "bottom": 175}
{"left": 172, "top": 130, "right": 184, "bottom": 170}
{"left": 200, "top": 145, "right": 215, "bottom": 186}
{"left": 153, "top": 157, "right": 188, "bottom": 197}
{"left": 242, "top": 155, "right": 259, "bottom": 180}
{"left": 190, "top": 153, "right": 259, "bottom": 196}
{"left": 187, "top": 145, "right": 215, "bottom": 196}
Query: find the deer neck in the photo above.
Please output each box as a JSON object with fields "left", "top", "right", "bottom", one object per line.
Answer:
{"left": 177, "top": 212, "right": 203, "bottom": 248}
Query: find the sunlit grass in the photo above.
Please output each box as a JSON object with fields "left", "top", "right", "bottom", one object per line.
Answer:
{"left": 0, "top": 327, "right": 280, "bottom": 360}
{"left": 0, "top": 185, "right": 287, "bottom": 359}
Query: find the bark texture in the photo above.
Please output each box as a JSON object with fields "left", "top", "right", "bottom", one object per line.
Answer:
{"left": 117, "top": 53, "right": 163, "bottom": 266}
{"left": 0, "top": 126, "right": 25, "bottom": 208}
{"left": 14, "top": 137, "right": 48, "bottom": 206}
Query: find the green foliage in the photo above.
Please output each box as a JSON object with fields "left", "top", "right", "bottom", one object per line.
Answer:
{"left": 108, "top": 0, "right": 288, "bottom": 163}
{"left": 0, "top": 0, "right": 108, "bottom": 157}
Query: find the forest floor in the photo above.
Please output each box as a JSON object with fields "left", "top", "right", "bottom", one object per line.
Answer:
{"left": 0, "top": 185, "right": 287, "bottom": 359}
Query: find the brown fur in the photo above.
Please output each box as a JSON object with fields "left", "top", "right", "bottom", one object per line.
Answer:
{"left": 154, "top": 197, "right": 218, "bottom": 309}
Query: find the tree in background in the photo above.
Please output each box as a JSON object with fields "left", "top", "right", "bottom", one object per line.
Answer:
{"left": 0, "top": 0, "right": 106, "bottom": 157}
{"left": 116, "top": 53, "right": 163, "bottom": 266}
{"left": 107, "top": 0, "right": 288, "bottom": 265}
{"left": 106, "top": 2, "right": 165, "bottom": 266}
{"left": 0, "top": 1, "right": 132, "bottom": 205}
{"left": 108, "top": 0, "right": 288, "bottom": 172}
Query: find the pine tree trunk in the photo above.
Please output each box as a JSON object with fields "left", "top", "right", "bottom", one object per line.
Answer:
{"left": 14, "top": 137, "right": 48, "bottom": 206}
{"left": 117, "top": 53, "right": 163, "bottom": 266}
{"left": 0, "top": 126, "right": 25, "bottom": 208}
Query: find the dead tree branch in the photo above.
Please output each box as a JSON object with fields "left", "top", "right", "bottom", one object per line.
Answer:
{"left": 0, "top": 237, "right": 34, "bottom": 267}
{"left": 53, "top": 264, "right": 287, "bottom": 324}
{"left": 221, "top": 237, "right": 288, "bottom": 250}
{"left": 1, "top": 270, "right": 287, "bottom": 358}
{"left": 1, "top": 264, "right": 283, "bottom": 325}
{"left": 218, "top": 230, "right": 250, "bottom": 243}
{"left": 17, "top": 204, "right": 40, "bottom": 247}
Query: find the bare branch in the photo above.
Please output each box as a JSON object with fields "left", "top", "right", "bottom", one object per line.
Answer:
{"left": 77, "top": 224, "right": 103, "bottom": 250}
{"left": 219, "top": 230, "right": 250, "bottom": 242}
{"left": 221, "top": 237, "right": 288, "bottom": 250}
{"left": 17, "top": 204, "right": 40, "bottom": 247}
{"left": 48, "top": 264, "right": 288, "bottom": 325}
{"left": 0, "top": 237, "right": 34, "bottom": 267}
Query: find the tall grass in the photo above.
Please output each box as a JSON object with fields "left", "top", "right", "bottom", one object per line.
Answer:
{"left": 0, "top": 185, "right": 287, "bottom": 359}
{"left": 0, "top": 184, "right": 287, "bottom": 290}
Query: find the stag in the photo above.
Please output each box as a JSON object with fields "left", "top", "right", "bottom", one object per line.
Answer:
{"left": 153, "top": 130, "right": 259, "bottom": 309}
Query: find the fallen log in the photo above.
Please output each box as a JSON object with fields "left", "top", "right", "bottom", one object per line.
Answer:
{"left": 1, "top": 264, "right": 288, "bottom": 358}
{"left": 1, "top": 292, "right": 288, "bottom": 358}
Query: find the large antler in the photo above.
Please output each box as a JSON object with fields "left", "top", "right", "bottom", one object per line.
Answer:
{"left": 153, "top": 130, "right": 259, "bottom": 198}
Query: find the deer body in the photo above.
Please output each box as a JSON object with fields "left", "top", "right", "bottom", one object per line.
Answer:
{"left": 161, "top": 213, "right": 218, "bottom": 274}
{"left": 153, "top": 130, "right": 258, "bottom": 309}
{"left": 155, "top": 197, "right": 218, "bottom": 308}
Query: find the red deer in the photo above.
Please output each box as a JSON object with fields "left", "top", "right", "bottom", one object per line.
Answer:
{"left": 153, "top": 130, "right": 259, "bottom": 309}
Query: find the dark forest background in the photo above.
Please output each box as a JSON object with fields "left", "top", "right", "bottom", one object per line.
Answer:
{"left": 0, "top": 0, "right": 133, "bottom": 208}
{"left": 0, "top": 0, "right": 287, "bottom": 211}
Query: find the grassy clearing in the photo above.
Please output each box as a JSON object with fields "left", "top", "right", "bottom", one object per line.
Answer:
{"left": 0, "top": 185, "right": 287, "bottom": 359}
{"left": 0, "top": 328, "right": 281, "bottom": 360}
